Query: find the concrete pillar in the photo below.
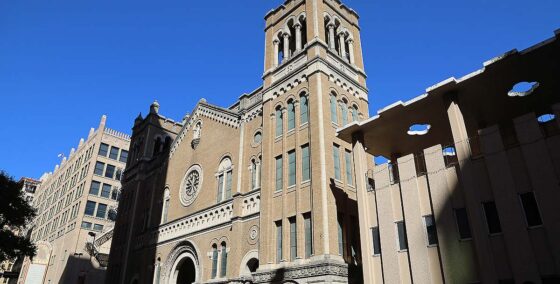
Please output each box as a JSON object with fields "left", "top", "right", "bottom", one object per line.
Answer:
{"left": 445, "top": 95, "right": 498, "bottom": 283}
{"left": 347, "top": 39, "right": 355, "bottom": 64}
{"left": 338, "top": 32, "right": 346, "bottom": 59}
{"left": 273, "top": 39, "right": 280, "bottom": 67}
{"left": 295, "top": 23, "right": 302, "bottom": 51}
{"left": 328, "top": 25, "right": 336, "bottom": 50}
{"left": 283, "top": 34, "right": 290, "bottom": 61}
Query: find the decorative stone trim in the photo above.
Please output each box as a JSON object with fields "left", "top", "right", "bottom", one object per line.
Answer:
{"left": 241, "top": 191, "right": 260, "bottom": 217}
{"left": 252, "top": 261, "right": 348, "bottom": 283}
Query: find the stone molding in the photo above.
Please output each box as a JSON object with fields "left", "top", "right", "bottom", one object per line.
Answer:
{"left": 252, "top": 260, "right": 348, "bottom": 283}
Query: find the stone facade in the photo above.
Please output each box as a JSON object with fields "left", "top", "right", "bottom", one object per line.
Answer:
{"left": 107, "top": 1, "right": 371, "bottom": 283}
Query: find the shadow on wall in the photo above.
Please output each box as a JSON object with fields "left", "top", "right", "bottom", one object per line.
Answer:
{"left": 59, "top": 255, "right": 106, "bottom": 284}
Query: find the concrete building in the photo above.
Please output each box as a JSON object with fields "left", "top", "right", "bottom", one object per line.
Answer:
{"left": 337, "top": 31, "right": 560, "bottom": 283}
{"left": 19, "top": 177, "right": 41, "bottom": 206}
{"left": 18, "top": 116, "right": 131, "bottom": 284}
{"left": 107, "top": 0, "right": 371, "bottom": 283}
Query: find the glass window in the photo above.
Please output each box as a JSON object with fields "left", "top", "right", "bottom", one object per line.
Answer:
{"left": 217, "top": 175, "right": 224, "bottom": 203}
{"left": 341, "top": 103, "right": 348, "bottom": 126}
{"left": 105, "top": 165, "right": 115, "bottom": 179}
{"left": 109, "top": 146, "right": 119, "bottom": 160}
{"left": 352, "top": 106, "right": 359, "bottom": 122}
{"left": 81, "top": 221, "right": 92, "bottom": 229}
{"left": 253, "top": 132, "right": 262, "bottom": 144}
{"left": 345, "top": 150, "right": 353, "bottom": 186}
{"left": 483, "top": 201, "right": 502, "bottom": 234}
{"left": 89, "top": 181, "right": 100, "bottom": 195}
{"left": 220, "top": 243, "right": 227, "bottom": 277}
{"left": 288, "top": 150, "right": 296, "bottom": 187}
{"left": 225, "top": 171, "right": 232, "bottom": 200}
{"left": 85, "top": 201, "right": 96, "bottom": 216}
{"left": 520, "top": 192, "right": 543, "bottom": 227}
{"left": 424, "top": 215, "right": 438, "bottom": 245}
{"left": 275, "top": 156, "right": 283, "bottom": 191}
{"left": 211, "top": 245, "right": 218, "bottom": 279}
{"left": 338, "top": 214, "right": 344, "bottom": 255}
{"left": 287, "top": 101, "right": 295, "bottom": 131}
{"left": 304, "top": 213, "right": 313, "bottom": 258}
{"left": 276, "top": 108, "right": 283, "bottom": 137}
{"left": 276, "top": 221, "right": 283, "bottom": 263}
{"left": 302, "top": 145, "right": 310, "bottom": 182}
{"left": 251, "top": 160, "right": 257, "bottom": 190}
{"left": 101, "top": 184, "right": 111, "bottom": 198}
{"left": 300, "top": 95, "right": 309, "bottom": 124}
{"left": 397, "top": 221, "right": 408, "bottom": 250}
{"left": 333, "top": 145, "right": 341, "bottom": 180}
{"left": 94, "top": 162, "right": 105, "bottom": 176}
{"left": 93, "top": 224, "right": 104, "bottom": 231}
{"left": 455, "top": 208, "right": 472, "bottom": 239}
{"left": 98, "top": 143, "right": 109, "bottom": 157}
{"left": 289, "top": 217, "right": 297, "bottom": 261}
{"left": 96, "top": 203, "right": 107, "bottom": 219}
{"left": 119, "top": 150, "right": 129, "bottom": 163}
{"left": 372, "top": 226, "right": 381, "bottom": 255}
{"left": 330, "top": 95, "right": 338, "bottom": 124}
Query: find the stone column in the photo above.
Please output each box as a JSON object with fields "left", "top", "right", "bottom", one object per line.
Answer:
{"left": 283, "top": 34, "right": 290, "bottom": 61}
{"left": 347, "top": 39, "right": 355, "bottom": 64}
{"left": 338, "top": 32, "right": 346, "bottom": 59}
{"left": 295, "top": 23, "right": 302, "bottom": 51}
{"left": 328, "top": 24, "right": 336, "bottom": 49}
{"left": 273, "top": 39, "right": 280, "bottom": 67}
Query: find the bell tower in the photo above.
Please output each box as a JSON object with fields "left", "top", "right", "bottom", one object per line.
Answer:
{"left": 258, "top": 0, "right": 369, "bottom": 283}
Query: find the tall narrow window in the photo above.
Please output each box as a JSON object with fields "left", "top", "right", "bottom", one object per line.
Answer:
{"left": 220, "top": 243, "right": 228, "bottom": 277}
{"left": 520, "top": 192, "right": 543, "bottom": 227}
{"left": 340, "top": 103, "right": 348, "bottom": 126}
{"left": 424, "top": 215, "right": 438, "bottom": 245}
{"left": 287, "top": 101, "right": 295, "bottom": 131}
{"left": 288, "top": 150, "right": 296, "bottom": 187}
{"left": 351, "top": 106, "right": 359, "bottom": 122}
{"left": 483, "top": 201, "right": 502, "bottom": 234}
{"left": 330, "top": 94, "right": 338, "bottom": 124}
{"left": 345, "top": 150, "right": 353, "bottom": 186}
{"left": 225, "top": 171, "right": 232, "bottom": 199}
{"left": 372, "top": 226, "right": 381, "bottom": 255}
{"left": 251, "top": 160, "right": 257, "bottom": 190}
{"left": 333, "top": 145, "right": 341, "bottom": 180}
{"left": 161, "top": 189, "right": 170, "bottom": 224}
{"left": 397, "top": 221, "right": 408, "bottom": 250}
{"left": 304, "top": 213, "right": 313, "bottom": 258}
{"left": 211, "top": 245, "right": 218, "bottom": 278}
{"left": 276, "top": 221, "right": 283, "bottom": 263}
{"left": 98, "top": 143, "right": 109, "bottom": 157}
{"left": 276, "top": 108, "right": 283, "bottom": 137}
{"left": 217, "top": 175, "right": 224, "bottom": 203}
{"left": 302, "top": 145, "right": 310, "bottom": 182}
{"left": 289, "top": 217, "right": 297, "bottom": 261}
{"left": 217, "top": 157, "right": 233, "bottom": 202}
{"left": 300, "top": 95, "right": 309, "bottom": 125}
{"left": 276, "top": 156, "right": 283, "bottom": 192}
{"left": 337, "top": 214, "right": 344, "bottom": 255}
{"left": 454, "top": 208, "right": 472, "bottom": 239}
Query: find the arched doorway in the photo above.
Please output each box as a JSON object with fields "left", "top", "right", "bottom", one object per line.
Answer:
{"left": 176, "top": 257, "right": 196, "bottom": 284}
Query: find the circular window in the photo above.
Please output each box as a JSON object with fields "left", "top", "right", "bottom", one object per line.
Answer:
{"left": 253, "top": 132, "right": 262, "bottom": 144}
{"left": 180, "top": 165, "right": 203, "bottom": 207}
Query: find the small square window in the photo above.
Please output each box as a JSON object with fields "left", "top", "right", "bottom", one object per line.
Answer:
{"left": 109, "top": 147, "right": 120, "bottom": 160}
{"left": 98, "top": 143, "right": 109, "bottom": 157}
{"left": 105, "top": 165, "right": 115, "bottom": 179}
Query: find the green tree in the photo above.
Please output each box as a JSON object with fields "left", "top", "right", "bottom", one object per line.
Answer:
{"left": 0, "top": 171, "right": 36, "bottom": 263}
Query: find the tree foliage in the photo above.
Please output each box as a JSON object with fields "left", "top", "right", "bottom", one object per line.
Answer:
{"left": 0, "top": 171, "right": 37, "bottom": 263}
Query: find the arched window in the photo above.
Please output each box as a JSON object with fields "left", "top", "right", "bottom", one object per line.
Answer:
{"left": 340, "top": 100, "right": 348, "bottom": 126}
{"left": 251, "top": 159, "right": 258, "bottom": 190}
{"left": 275, "top": 107, "right": 283, "bottom": 137}
{"left": 300, "top": 94, "right": 309, "bottom": 125}
{"left": 211, "top": 244, "right": 218, "bottom": 279}
{"left": 352, "top": 105, "right": 359, "bottom": 122}
{"left": 220, "top": 242, "right": 228, "bottom": 277}
{"left": 287, "top": 100, "right": 295, "bottom": 131}
{"left": 330, "top": 94, "right": 338, "bottom": 124}
{"left": 161, "top": 188, "right": 170, "bottom": 224}
{"left": 217, "top": 157, "right": 233, "bottom": 203}
{"left": 153, "top": 137, "right": 162, "bottom": 156}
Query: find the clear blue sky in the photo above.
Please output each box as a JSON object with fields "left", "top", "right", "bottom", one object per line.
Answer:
{"left": 1, "top": 0, "right": 558, "bottom": 179}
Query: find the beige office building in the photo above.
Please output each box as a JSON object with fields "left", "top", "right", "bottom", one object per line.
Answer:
{"left": 18, "top": 116, "right": 130, "bottom": 284}
{"left": 338, "top": 31, "right": 560, "bottom": 283}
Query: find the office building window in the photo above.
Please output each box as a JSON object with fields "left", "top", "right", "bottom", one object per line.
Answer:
{"left": 330, "top": 94, "right": 338, "bottom": 124}
{"left": 96, "top": 203, "right": 107, "bottom": 219}
{"left": 304, "top": 213, "right": 313, "bottom": 258}
{"left": 454, "top": 208, "right": 472, "bottom": 239}
{"left": 276, "top": 156, "right": 283, "bottom": 192}
{"left": 276, "top": 221, "right": 283, "bottom": 263}
{"left": 85, "top": 201, "right": 96, "bottom": 216}
{"left": 94, "top": 162, "right": 105, "bottom": 176}
{"left": 89, "top": 181, "right": 100, "bottom": 195}
{"left": 333, "top": 145, "right": 341, "bottom": 180}
{"left": 520, "top": 192, "right": 543, "bottom": 227}
{"left": 288, "top": 150, "right": 296, "bottom": 187}
{"left": 483, "top": 201, "right": 502, "bottom": 234}
{"left": 81, "top": 221, "right": 92, "bottom": 229}
{"left": 109, "top": 146, "right": 119, "bottom": 160}
{"left": 276, "top": 108, "right": 283, "bottom": 137}
{"left": 345, "top": 150, "right": 353, "bottom": 186}
{"left": 300, "top": 95, "right": 309, "bottom": 125}
{"left": 287, "top": 101, "right": 295, "bottom": 131}
{"left": 119, "top": 150, "right": 129, "bottom": 163}
{"left": 93, "top": 224, "right": 104, "bottom": 231}
{"left": 105, "top": 165, "right": 115, "bottom": 179}
{"left": 101, "top": 184, "right": 111, "bottom": 198}
{"left": 289, "top": 217, "right": 297, "bottom": 261}
{"left": 372, "top": 226, "right": 381, "bottom": 255}
{"left": 340, "top": 103, "right": 348, "bottom": 126}
{"left": 397, "top": 221, "right": 408, "bottom": 250}
{"left": 98, "top": 143, "right": 109, "bottom": 157}
{"left": 424, "top": 215, "right": 438, "bottom": 245}
{"left": 302, "top": 144, "right": 310, "bottom": 182}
